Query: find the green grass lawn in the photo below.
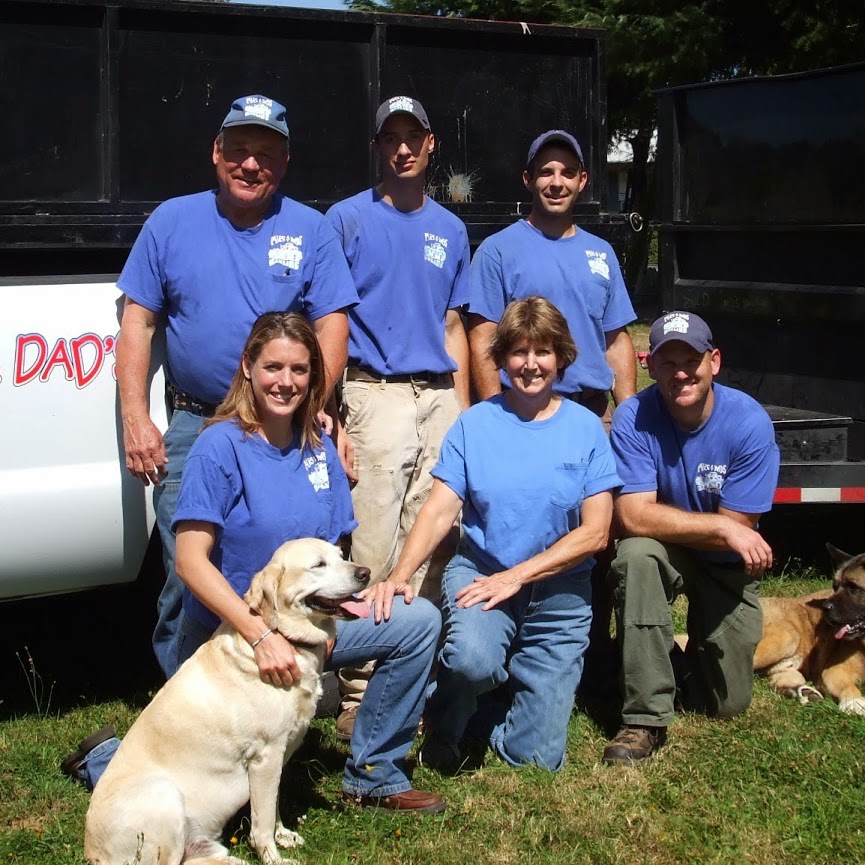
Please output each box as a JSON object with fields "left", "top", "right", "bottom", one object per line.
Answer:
{"left": 3, "top": 568, "right": 864, "bottom": 865}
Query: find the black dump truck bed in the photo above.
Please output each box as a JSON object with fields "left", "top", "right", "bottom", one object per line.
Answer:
{"left": 0, "top": 0, "right": 628, "bottom": 270}
{"left": 656, "top": 62, "right": 865, "bottom": 499}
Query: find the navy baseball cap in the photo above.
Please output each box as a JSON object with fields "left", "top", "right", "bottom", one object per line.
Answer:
{"left": 649, "top": 311, "right": 714, "bottom": 356}
{"left": 374, "top": 96, "right": 431, "bottom": 135}
{"left": 526, "top": 130, "right": 584, "bottom": 168}
{"left": 221, "top": 95, "right": 289, "bottom": 139}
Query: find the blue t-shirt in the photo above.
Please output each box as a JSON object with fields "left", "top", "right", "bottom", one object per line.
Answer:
{"left": 326, "top": 189, "right": 470, "bottom": 375}
{"left": 118, "top": 190, "right": 359, "bottom": 405}
{"left": 468, "top": 219, "right": 636, "bottom": 394}
{"left": 432, "top": 396, "right": 621, "bottom": 575}
{"left": 611, "top": 384, "right": 780, "bottom": 560}
{"left": 172, "top": 420, "right": 357, "bottom": 630}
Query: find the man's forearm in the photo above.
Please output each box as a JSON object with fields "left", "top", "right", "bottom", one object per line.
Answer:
{"left": 605, "top": 327, "right": 637, "bottom": 405}
{"left": 617, "top": 500, "right": 742, "bottom": 552}
{"left": 445, "top": 309, "right": 470, "bottom": 409}
{"left": 116, "top": 315, "right": 155, "bottom": 420}
{"left": 467, "top": 315, "right": 501, "bottom": 401}
{"left": 314, "top": 310, "right": 349, "bottom": 398}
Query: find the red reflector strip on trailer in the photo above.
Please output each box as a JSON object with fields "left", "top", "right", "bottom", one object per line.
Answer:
{"left": 774, "top": 488, "right": 865, "bottom": 503}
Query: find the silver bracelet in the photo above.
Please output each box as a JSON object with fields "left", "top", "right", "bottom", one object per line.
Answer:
{"left": 250, "top": 628, "right": 273, "bottom": 649}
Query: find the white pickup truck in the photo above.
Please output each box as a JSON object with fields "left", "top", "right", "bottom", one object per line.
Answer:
{"left": 0, "top": 279, "right": 166, "bottom": 599}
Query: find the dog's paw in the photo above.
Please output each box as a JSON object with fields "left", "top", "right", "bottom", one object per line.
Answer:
{"left": 839, "top": 696, "right": 865, "bottom": 716}
{"left": 275, "top": 826, "right": 305, "bottom": 849}
{"left": 795, "top": 684, "right": 823, "bottom": 705}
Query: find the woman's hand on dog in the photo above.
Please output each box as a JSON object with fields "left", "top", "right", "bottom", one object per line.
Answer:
{"left": 253, "top": 630, "right": 301, "bottom": 686}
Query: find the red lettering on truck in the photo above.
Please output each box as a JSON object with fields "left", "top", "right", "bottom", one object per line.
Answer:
{"left": 14, "top": 332, "right": 117, "bottom": 388}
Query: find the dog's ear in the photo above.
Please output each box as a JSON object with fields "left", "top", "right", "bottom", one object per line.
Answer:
{"left": 827, "top": 542, "right": 855, "bottom": 564}
{"left": 245, "top": 562, "right": 285, "bottom": 628}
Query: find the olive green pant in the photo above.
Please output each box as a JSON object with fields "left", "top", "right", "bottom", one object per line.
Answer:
{"left": 610, "top": 537, "right": 762, "bottom": 727}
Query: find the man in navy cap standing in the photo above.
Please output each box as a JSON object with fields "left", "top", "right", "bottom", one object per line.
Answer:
{"left": 115, "top": 95, "right": 358, "bottom": 677}
{"left": 602, "top": 311, "right": 779, "bottom": 765}
{"left": 467, "top": 129, "right": 638, "bottom": 655}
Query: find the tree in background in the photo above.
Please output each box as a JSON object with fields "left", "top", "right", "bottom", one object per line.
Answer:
{"left": 350, "top": 0, "right": 861, "bottom": 288}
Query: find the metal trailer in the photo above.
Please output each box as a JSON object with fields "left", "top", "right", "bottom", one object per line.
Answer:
{"left": 0, "top": 0, "right": 626, "bottom": 598}
{"left": 656, "top": 63, "right": 865, "bottom": 554}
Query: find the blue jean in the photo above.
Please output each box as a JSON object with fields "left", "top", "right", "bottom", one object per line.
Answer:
{"left": 151, "top": 409, "right": 204, "bottom": 677}
{"left": 77, "top": 596, "right": 440, "bottom": 798}
{"left": 423, "top": 546, "right": 592, "bottom": 771}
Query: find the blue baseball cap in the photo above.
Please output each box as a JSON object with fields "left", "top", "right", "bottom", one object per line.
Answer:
{"left": 649, "top": 311, "right": 714, "bottom": 356}
{"left": 220, "top": 95, "right": 289, "bottom": 139}
{"left": 526, "top": 130, "right": 584, "bottom": 168}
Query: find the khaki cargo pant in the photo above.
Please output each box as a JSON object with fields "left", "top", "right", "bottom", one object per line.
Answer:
{"left": 610, "top": 537, "right": 762, "bottom": 727}
{"left": 338, "top": 377, "right": 461, "bottom": 712}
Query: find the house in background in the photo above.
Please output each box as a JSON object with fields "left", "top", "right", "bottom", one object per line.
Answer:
{"left": 606, "top": 133, "right": 656, "bottom": 214}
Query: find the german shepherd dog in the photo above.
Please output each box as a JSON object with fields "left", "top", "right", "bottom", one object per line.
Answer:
{"left": 754, "top": 544, "right": 865, "bottom": 715}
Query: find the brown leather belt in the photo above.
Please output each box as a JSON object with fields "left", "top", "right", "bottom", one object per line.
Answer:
{"left": 345, "top": 367, "right": 453, "bottom": 385}
{"left": 167, "top": 382, "right": 218, "bottom": 418}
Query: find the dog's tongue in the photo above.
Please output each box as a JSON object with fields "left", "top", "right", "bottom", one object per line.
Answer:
{"left": 340, "top": 596, "right": 371, "bottom": 619}
{"left": 835, "top": 624, "right": 851, "bottom": 640}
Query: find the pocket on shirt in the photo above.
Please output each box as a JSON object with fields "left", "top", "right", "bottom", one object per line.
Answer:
{"left": 550, "top": 463, "right": 588, "bottom": 509}
{"left": 268, "top": 270, "right": 304, "bottom": 309}
{"left": 584, "top": 276, "right": 611, "bottom": 321}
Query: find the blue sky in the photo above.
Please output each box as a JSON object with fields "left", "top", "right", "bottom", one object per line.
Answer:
{"left": 231, "top": 0, "right": 354, "bottom": 9}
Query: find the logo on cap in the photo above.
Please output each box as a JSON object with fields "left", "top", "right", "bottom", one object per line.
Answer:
{"left": 244, "top": 97, "right": 273, "bottom": 122}
{"left": 662, "top": 312, "right": 692, "bottom": 336}
{"left": 388, "top": 96, "right": 415, "bottom": 114}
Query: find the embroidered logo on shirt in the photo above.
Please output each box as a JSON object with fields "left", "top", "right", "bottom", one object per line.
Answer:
{"left": 305, "top": 450, "right": 330, "bottom": 492}
{"left": 585, "top": 250, "right": 610, "bottom": 280}
{"left": 695, "top": 462, "right": 727, "bottom": 495}
{"left": 424, "top": 232, "right": 448, "bottom": 269}
{"left": 269, "top": 234, "right": 304, "bottom": 272}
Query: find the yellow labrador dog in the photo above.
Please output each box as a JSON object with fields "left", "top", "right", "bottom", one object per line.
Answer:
{"left": 754, "top": 543, "right": 865, "bottom": 715}
{"left": 85, "top": 538, "right": 370, "bottom": 865}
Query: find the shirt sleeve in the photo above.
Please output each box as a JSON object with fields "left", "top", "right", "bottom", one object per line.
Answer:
{"left": 302, "top": 216, "right": 359, "bottom": 321}
{"left": 467, "top": 239, "right": 507, "bottom": 323}
{"left": 172, "top": 452, "right": 237, "bottom": 531}
{"left": 448, "top": 226, "right": 471, "bottom": 310}
{"left": 600, "top": 245, "right": 637, "bottom": 333}
{"left": 719, "top": 413, "right": 780, "bottom": 514}
{"left": 116, "top": 218, "right": 166, "bottom": 313}
{"left": 583, "top": 417, "right": 623, "bottom": 498}
{"left": 610, "top": 396, "right": 659, "bottom": 495}
{"left": 324, "top": 437, "right": 358, "bottom": 541}
{"left": 430, "top": 417, "right": 469, "bottom": 502}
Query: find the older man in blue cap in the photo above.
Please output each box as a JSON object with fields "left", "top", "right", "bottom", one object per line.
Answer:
{"left": 602, "top": 310, "right": 780, "bottom": 765}
{"left": 114, "top": 94, "right": 358, "bottom": 677}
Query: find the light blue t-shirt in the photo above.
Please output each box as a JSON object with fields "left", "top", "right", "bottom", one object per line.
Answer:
{"left": 118, "top": 190, "right": 359, "bottom": 405}
{"left": 611, "top": 383, "right": 780, "bottom": 561}
{"left": 432, "top": 396, "right": 621, "bottom": 575}
{"left": 326, "top": 189, "right": 470, "bottom": 375}
{"left": 172, "top": 420, "right": 357, "bottom": 630}
{"left": 468, "top": 219, "right": 636, "bottom": 394}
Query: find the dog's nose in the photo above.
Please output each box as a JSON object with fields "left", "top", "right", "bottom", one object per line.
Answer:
{"left": 355, "top": 567, "right": 371, "bottom": 585}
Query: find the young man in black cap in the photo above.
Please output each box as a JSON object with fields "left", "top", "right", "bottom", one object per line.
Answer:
{"left": 326, "top": 96, "right": 470, "bottom": 743}
{"left": 603, "top": 311, "right": 780, "bottom": 764}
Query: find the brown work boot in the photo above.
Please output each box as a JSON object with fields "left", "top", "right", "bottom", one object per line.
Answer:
{"left": 602, "top": 725, "right": 666, "bottom": 765}
{"left": 342, "top": 788, "right": 446, "bottom": 815}
{"left": 335, "top": 705, "right": 358, "bottom": 742}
